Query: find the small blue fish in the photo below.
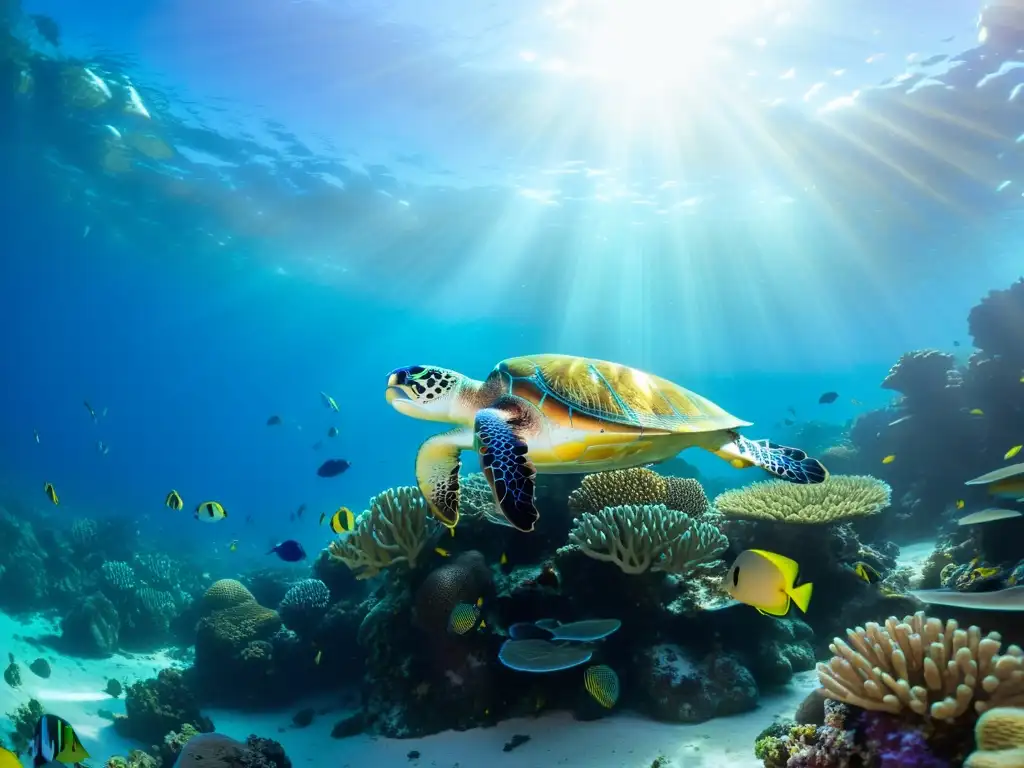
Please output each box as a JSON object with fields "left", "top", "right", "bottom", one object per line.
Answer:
{"left": 269, "top": 540, "right": 307, "bottom": 562}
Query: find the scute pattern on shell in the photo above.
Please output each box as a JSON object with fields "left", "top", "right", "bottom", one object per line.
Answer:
{"left": 498, "top": 354, "right": 744, "bottom": 433}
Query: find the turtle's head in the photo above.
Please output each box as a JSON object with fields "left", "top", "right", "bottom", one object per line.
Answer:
{"left": 386, "top": 365, "right": 476, "bottom": 424}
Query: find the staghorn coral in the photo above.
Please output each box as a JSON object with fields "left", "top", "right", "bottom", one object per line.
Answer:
{"left": 817, "top": 610, "right": 1024, "bottom": 721}
{"left": 328, "top": 486, "right": 435, "bottom": 579}
{"left": 663, "top": 476, "right": 710, "bottom": 516}
{"left": 560, "top": 503, "right": 727, "bottom": 575}
{"left": 715, "top": 474, "right": 891, "bottom": 524}
{"left": 965, "top": 707, "right": 1024, "bottom": 767}
{"left": 203, "top": 579, "right": 256, "bottom": 611}
{"left": 568, "top": 467, "right": 668, "bottom": 514}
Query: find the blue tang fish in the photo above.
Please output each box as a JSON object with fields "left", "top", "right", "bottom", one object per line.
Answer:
{"left": 269, "top": 540, "right": 307, "bottom": 562}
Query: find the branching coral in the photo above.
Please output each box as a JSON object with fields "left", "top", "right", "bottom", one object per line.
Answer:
{"left": 560, "top": 503, "right": 727, "bottom": 575}
{"left": 568, "top": 468, "right": 669, "bottom": 513}
{"left": 816, "top": 611, "right": 1024, "bottom": 721}
{"left": 715, "top": 475, "right": 891, "bottom": 524}
{"left": 328, "top": 486, "right": 435, "bottom": 579}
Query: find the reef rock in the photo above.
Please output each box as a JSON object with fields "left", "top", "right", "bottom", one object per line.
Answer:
{"left": 633, "top": 644, "right": 758, "bottom": 723}
{"left": 115, "top": 668, "right": 213, "bottom": 745}
{"left": 60, "top": 592, "right": 120, "bottom": 657}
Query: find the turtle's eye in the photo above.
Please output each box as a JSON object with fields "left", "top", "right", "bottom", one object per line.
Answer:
{"left": 407, "top": 365, "right": 428, "bottom": 379}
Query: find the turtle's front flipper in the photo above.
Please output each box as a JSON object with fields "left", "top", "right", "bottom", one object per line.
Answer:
{"left": 416, "top": 427, "right": 473, "bottom": 528}
{"left": 474, "top": 396, "right": 539, "bottom": 532}
{"left": 715, "top": 434, "right": 829, "bottom": 484}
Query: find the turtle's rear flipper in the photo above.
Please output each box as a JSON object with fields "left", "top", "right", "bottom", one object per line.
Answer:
{"left": 475, "top": 397, "right": 539, "bottom": 532}
{"left": 416, "top": 427, "right": 473, "bottom": 528}
{"left": 715, "top": 435, "right": 829, "bottom": 484}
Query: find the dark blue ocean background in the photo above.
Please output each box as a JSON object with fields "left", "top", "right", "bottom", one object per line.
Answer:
{"left": 1, "top": 0, "right": 1022, "bottom": 566}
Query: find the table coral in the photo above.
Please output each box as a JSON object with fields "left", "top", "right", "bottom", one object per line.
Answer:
{"left": 715, "top": 474, "right": 892, "bottom": 524}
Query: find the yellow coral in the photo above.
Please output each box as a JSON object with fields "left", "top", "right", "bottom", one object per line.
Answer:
{"left": 568, "top": 468, "right": 668, "bottom": 514}
{"left": 202, "top": 579, "right": 255, "bottom": 611}
{"left": 817, "top": 611, "right": 1024, "bottom": 721}
{"left": 965, "top": 708, "right": 1024, "bottom": 767}
{"left": 200, "top": 601, "right": 281, "bottom": 647}
{"left": 329, "top": 486, "right": 435, "bottom": 579}
{"left": 714, "top": 474, "right": 891, "bottom": 524}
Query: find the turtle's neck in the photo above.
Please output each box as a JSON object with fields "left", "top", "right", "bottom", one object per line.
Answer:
{"left": 453, "top": 374, "right": 504, "bottom": 424}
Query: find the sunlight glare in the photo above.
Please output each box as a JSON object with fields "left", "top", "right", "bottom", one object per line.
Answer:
{"left": 560, "top": 0, "right": 775, "bottom": 91}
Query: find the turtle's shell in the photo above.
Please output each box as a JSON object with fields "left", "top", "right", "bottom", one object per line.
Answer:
{"left": 492, "top": 354, "right": 751, "bottom": 434}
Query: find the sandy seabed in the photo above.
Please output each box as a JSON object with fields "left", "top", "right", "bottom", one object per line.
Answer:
{"left": 0, "top": 610, "right": 823, "bottom": 768}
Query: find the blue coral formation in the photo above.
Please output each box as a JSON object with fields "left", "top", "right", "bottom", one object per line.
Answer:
{"left": 278, "top": 578, "right": 331, "bottom": 635}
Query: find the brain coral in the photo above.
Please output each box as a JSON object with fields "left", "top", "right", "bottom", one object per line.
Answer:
{"left": 568, "top": 468, "right": 669, "bottom": 514}
{"left": 965, "top": 707, "right": 1024, "bottom": 767}
{"left": 714, "top": 475, "right": 891, "bottom": 524}
{"left": 413, "top": 550, "right": 492, "bottom": 634}
{"left": 664, "top": 476, "right": 710, "bottom": 516}
{"left": 202, "top": 579, "right": 255, "bottom": 611}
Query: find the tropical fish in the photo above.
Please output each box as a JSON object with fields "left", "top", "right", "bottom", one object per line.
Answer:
{"left": 818, "top": 391, "right": 838, "bottom": 404}
{"left": 266, "top": 415, "right": 282, "bottom": 426}
{"left": 229, "top": 540, "right": 238, "bottom": 552}
{"left": 972, "top": 567, "right": 1001, "bottom": 580}
{"left": 953, "top": 340, "right": 961, "bottom": 346}
{"left": 783, "top": 418, "right": 795, "bottom": 426}
{"left": 969, "top": 408, "right": 985, "bottom": 416}
{"left": 326, "top": 507, "right": 354, "bottom": 533}
{"left": 499, "top": 552, "right": 510, "bottom": 571}
{"left": 317, "top": 458, "right": 351, "bottom": 478}
{"left": 269, "top": 540, "right": 306, "bottom": 562}
{"left": 435, "top": 547, "right": 451, "bottom": 558}
{"left": 882, "top": 455, "right": 896, "bottom": 464}
{"left": 96, "top": 440, "right": 109, "bottom": 455}
{"left": 786, "top": 406, "right": 796, "bottom": 416}
{"left": 295, "top": 503, "right": 307, "bottom": 520}
{"left": 327, "top": 426, "right": 339, "bottom": 438}
{"left": 965, "top": 464, "right": 1024, "bottom": 500}
{"left": 194, "top": 501, "right": 227, "bottom": 522}
{"left": 889, "top": 415, "right": 913, "bottom": 427}
{"left": 314, "top": 650, "right": 322, "bottom": 665}
{"left": 1005, "top": 445, "right": 1022, "bottom": 461}
{"left": 724, "top": 549, "right": 813, "bottom": 617}
{"left": 83, "top": 400, "right": 97, "bottom": 423}
{"left": 165, "top": 490, "right": 184, "bottom": 511}
{"left": 28, "top": 713, "right": 89, "bottom": 766}
{"left": 583, "top": 664, "right": 620, "bottom": 708}
{"left": 33, "top": 429, "right": 40, "bottom": 444}
{"left": 853, "top": 562, "right": 882, "bottom": 585}
{"left": 0, "top": 746, "right": 21, "bottom": 768}
{"left": 956, "top": 499, "right": 965, "bottom": 510}
{"left": 448, "top": 598, "right": 484, "bottom": 635}
{"left": 320, "top": 392, "right": 340, "bottom": 412}
{"left": 43, "top": 483, "right": 58, "bottom": 505}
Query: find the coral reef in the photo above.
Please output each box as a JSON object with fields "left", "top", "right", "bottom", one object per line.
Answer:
{"left": 328, "top": 487, "right": 437, "bottom": 579}
{"left": 567, "top": 467, "right": 710, "bottom": 516}
{"left": 715, "top": 475, "right": 892, "bottom": 524}
{"left": 560, "top": 503, "right": 727, "bottom": 574}
{"left": 965, "top": 707, "right": 1024, "bottom": 767}
{"left": 817, "top": 610, "right": 1024, "bottom": 718}
{"left": 114, "top": 668, "right": 214, "bottom": 746}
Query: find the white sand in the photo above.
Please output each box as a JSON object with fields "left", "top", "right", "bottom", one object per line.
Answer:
{"left": 897, "top": 540, "right": 939, "bottom": 588}
{"left": 0, "top": 609, "right": 817, "bottom": 767}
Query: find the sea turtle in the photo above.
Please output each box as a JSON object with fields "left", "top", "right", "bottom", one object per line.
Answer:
{"left": 385, "top": 354, "right": 829, "bottom": 533}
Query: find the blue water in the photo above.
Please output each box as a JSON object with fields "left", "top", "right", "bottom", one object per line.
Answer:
{"left": 0, "top": 0, "right": 1022, "bottom": 592}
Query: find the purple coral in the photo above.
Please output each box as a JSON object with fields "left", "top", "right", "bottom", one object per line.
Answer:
{"left": 859, "top": 710, "right": 949, "bottom": 768}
